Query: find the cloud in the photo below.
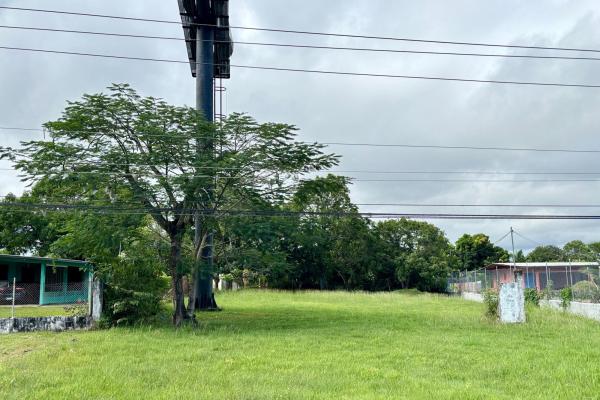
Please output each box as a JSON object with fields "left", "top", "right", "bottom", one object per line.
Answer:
{"left": 1, "top": 0, "right": 600, "bottom": 250}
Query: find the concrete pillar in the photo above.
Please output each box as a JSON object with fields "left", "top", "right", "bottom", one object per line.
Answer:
{"left": 39, "top": 262, "right": 46, "bottom": 305}
{"left": 91, "top": 276, "right": 103, "bottom": 321}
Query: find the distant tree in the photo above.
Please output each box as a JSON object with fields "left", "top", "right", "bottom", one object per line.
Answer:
{"left": 526, "top": 245, "right": 564, "bottom": 262}
{"left": 286, "top": 175, "right": 364, "bottom": 290}
{"left": 563, "top": 240, "right": 594, "bottom": 261}
{"left": 515, "top": 250, "right": 527, "bottom": 262}
{"left": 374, "top": 219, "right": 456, "bottom": 292}
{"left": 454, "top": 234, "right": 509, "bottom": 271}
{"left": 587, "top": 242, "right": 600, "bottom": 258}
{"left": 0, "top": 192, "right": 62, "bottom": 256}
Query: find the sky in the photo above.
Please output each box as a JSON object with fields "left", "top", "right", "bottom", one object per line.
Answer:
{"left": 1, "top": 0, "right": 600, "bottom": 252}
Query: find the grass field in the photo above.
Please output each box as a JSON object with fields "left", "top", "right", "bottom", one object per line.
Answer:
{"left": 0, "top": 306, "right": 67, "bottom": 318}
{"left": 1, "top": 290, "right": 600, "bottom": 399}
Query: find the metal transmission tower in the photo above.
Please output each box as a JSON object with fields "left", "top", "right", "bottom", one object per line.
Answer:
{"left": 178, "top": 0, "right": 233, "bottom": 310}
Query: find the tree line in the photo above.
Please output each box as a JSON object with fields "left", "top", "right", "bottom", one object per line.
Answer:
{"left": 1, "top": 85, "right": 596, "bottom": 325}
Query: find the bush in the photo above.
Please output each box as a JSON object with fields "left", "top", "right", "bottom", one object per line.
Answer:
{"left": 560, "top": 287, "right": 573, "bottom": 309}
{"left": 524, "top": 288, "right": 540, "bottom": 306}
{"left": 572, "top": 281, "right": 600, "bottom": 302}
{"left": 482, "top": 289, "right": 499, "bottom": 319}
{"left": 103, "top": 285, "right": 165, "bottom": 326}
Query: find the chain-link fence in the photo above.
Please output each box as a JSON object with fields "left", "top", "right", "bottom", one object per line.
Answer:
{"left": 0, "top": 278, "right": 90, "bottom": 318}
{"left": 448, "top": 263, "right": 600, "bottom": 303}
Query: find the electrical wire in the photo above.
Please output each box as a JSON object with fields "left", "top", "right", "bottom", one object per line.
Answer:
{"left": 493, "top": 230, "right": 512, "bottom": 245}
{"left": 3, "top": 25, "right": 600, "bottom": 62}
{"left": 3, "top": 195, "right": 600, "bottom": 210}
{"left": 3, "top": 6, "right": 600, "bottom": 54}
{"left": 3, "top": 201, "right": 600, "bottom": 220}
{"left": 512, "top": 229, "right": 544, "bottom": 246}
{"left": 2, "top": 126, "right": 600, "bottom": 154}
{"left": 2, "top": 168, "right": 600, "bottom": 183}
{"left": 5, "top": 165, "right": 600, "bottom": 176}
{"left": 2, "top": 46, "right": 600, "bottom": 88}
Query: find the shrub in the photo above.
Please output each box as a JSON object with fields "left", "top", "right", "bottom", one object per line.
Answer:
{"left": 482, "top": 289, "right": 499, "bottom": 319}
{"left": 542, "top": 280, "right": 554, "bottom": 300}
{"left": 524, "top": 288, "right": 540, "bottom": 307}
{"left": 103, "top": 285, "right": 165, "bottom": 326}
{"left": 572, "top": 281, "right": 600, "bottom": 302}
{"left": 560, "top": 287, "right": 573, "bottom": 309}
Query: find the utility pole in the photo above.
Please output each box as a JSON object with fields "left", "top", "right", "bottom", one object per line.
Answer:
{"left": 178, "top": 0, "right": 233, "bottom": 310}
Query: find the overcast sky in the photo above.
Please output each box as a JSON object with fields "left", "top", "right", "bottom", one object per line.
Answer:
{"left": 1, "top": 0, "right": 600, "bottom": 252}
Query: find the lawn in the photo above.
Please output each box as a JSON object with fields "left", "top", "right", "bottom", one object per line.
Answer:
{"left": 1, "top": 290, "right": 599, "bottom": 399}
{"left": 0, "top": 305, "right": 68, "bottom": 319}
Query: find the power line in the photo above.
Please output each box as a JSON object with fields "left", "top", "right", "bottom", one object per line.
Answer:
{"left": 493, "top": 230, "right": 512, "bottom": 245}
{"left": 3, "top": 46, "right": 600, "bottom": 88}
{"left": 355, "top": 203, "right": 600, "bottom": 208}
{"left": 3, "top": 168, "right": 600, "bottom": 183}
{"left": 5, "top": 195, "right": 600, "bottom": 208}
{"left": 3, "top": 201, "right": 600, "bottom": 220}
{"left": 3, "top": 126, "right": 600, "bottom": 154}
{"left": 5, "top": 164, "right": 600, "bottom": 176}
{"left": 3, "top": 6, "right": 600, "bottom": 54}
{"left": 4, "top": 25, "right": 600, "bottom": 62}
{"left": 512, "top": 229, "right": 544, "bottom": 246}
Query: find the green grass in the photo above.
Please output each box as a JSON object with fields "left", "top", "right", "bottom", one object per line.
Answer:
{"left": 1, "top": 290, "right": 599, "bottom": 399}
{"left": 0, "top": 305, "right": 68, "bottom": 318}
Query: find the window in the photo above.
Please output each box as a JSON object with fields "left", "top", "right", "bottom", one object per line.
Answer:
{"left": 45, "top": 267, "right": 65, "bottom": 292}
{"left": 68, "top": 267, "right": 84, "bottom": 283}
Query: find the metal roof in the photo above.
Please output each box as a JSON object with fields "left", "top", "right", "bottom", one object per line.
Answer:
{"left": 0, "top": 254, "right": 92, "bottom": 269}
{"left": 177, "top": 0, "right": 233, "bottom": 78}
{"left": 487, "top": 262, "right": 599, "bottom": 269}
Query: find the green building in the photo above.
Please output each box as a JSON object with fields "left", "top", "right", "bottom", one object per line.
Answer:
{"left": 0, "top": 255, "right": 92, "bottom": 306}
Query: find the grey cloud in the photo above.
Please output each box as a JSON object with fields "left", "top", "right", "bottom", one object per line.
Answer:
{"left": 1, "top": 0, "right": 600, "bottom": 252}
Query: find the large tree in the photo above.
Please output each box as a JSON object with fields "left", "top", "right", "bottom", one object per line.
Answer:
{"left": 1, "top": 84, "right": 337, "bottom": 325}
{"left": 373, "top": 219, "right": 456, "bottom": 291}
{"left": 526, "top": 245, "right": 564, "bottom": 262}
{"left": 454, "top": 233, "right": 509, "bottom": 271}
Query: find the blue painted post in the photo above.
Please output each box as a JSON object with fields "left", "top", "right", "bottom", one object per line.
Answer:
{"left": 39, "top": 262, "right": 46, "bottom": 305}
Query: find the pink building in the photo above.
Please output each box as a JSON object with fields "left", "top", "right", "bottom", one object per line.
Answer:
{"left": 486, "top": 262, "right": 599, "bottom": 290}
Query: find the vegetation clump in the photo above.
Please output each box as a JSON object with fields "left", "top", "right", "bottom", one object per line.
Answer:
{"left": 524, "top": 288, "right": 540, "bottom": 307}
{"left": 560, "top": 287, "right": 573, "bottom": 309}
{"left": 482, "top": 289, "right": 499, "bottom": 319}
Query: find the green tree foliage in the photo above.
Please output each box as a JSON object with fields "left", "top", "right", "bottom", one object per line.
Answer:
{"left": 562, "top": 240, "right": 594, "bottom": 261}
{"left": 0, "top": 193, "right": 62, "bottom": 255}
{"left": 526, "top": 245, "right": 564, "bottom": 262}
{"left": 1, "top": 85, "right": 337, "bottom": 325}
{"left": 454, "top": 233, "right": 509, "bottom": 271}
{"left": 373, "top": 219, "right": 456, "bottom": 292}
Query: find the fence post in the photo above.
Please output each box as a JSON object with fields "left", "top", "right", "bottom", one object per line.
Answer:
{"left": 484, "top": 268, "right": 487, "bottom": 290}
{"left": 496, "top": 266, "right": 499, "bottom": 288}
{"left": 569, "top": 262, "right": 573, "bottom": 287}
{"left": 11, "top": 277, "right": 16, "bottom": 319}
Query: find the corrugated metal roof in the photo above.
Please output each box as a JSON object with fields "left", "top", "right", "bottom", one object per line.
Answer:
{"left": 0, "top": 254, "right": 92, "bottom": 269}
{"left": 487, "top": 262, "right": 599, "bottom": 269}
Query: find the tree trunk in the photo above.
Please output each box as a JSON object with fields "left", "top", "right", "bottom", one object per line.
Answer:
{"left": 194, "top": 241, "right": 219, "bottom": 310}
{"left": 169, "top": 232, "right": 187, "bottom": 326}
